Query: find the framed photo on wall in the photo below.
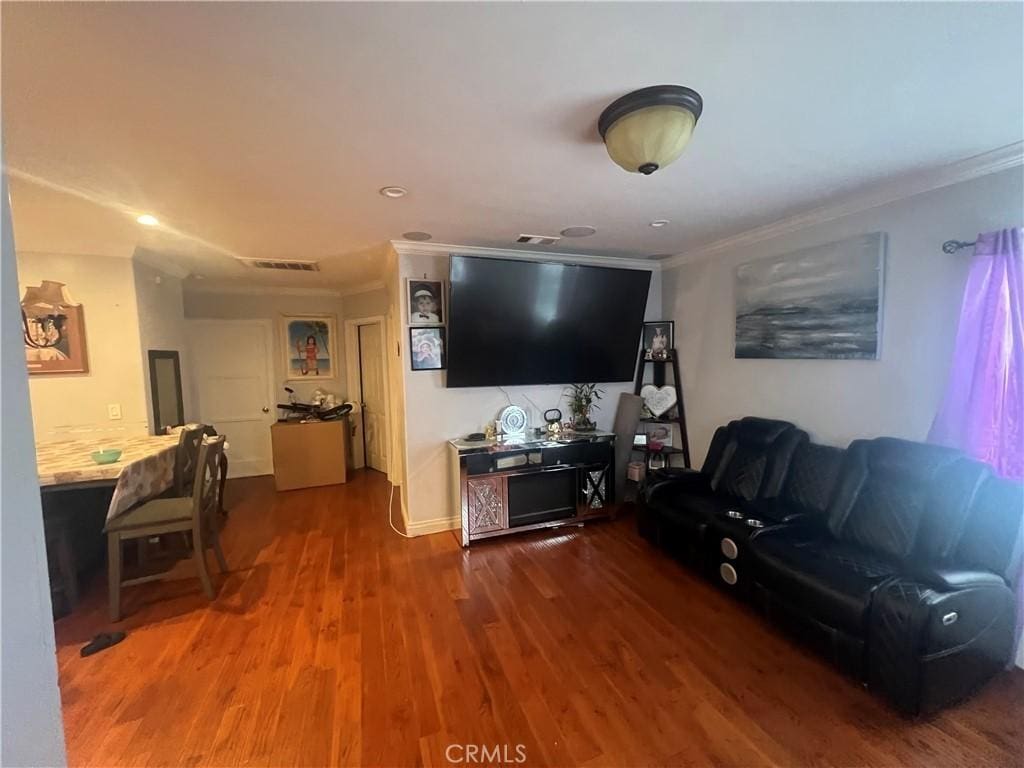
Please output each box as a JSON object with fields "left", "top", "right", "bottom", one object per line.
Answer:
{"left": 642, "top": 320, "right": 674, "bottom": 359}
{"left": 282, "top": 314, "right": 337, "bottom": 379}
{"left": 22, "top": 280, "right": 90, "bottom": 375}
{"left": 407, "top": 279, "right": 445, "bottom": 325}
{"left": 409, "top": 327, "right": 446, "bottom": 371}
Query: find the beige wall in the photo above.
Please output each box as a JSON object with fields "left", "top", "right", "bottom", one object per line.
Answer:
{"left": 182, "top": 290, "right": 347, "bottom": 404}
{"left": 662, "top": 167, "right": 1024, "bottom": 467}
{"left": 18, "top": 252, "right": 149, "bottom": 441}
{"left": 133, "top": 256, "right": 193, "bottom": 431}
{"left": 342, "top": 287, "right": 388, "bottom": 319}
{"left": 393, "top": 248, "right": 662, "bottom": 534}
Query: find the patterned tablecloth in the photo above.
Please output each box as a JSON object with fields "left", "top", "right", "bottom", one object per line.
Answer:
{"left": 36, "top": 434, "right": 179, "bottom": 521}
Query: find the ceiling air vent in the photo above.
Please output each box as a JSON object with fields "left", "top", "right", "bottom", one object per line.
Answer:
{"left": 516, "top": 234, "right": 561, "bottom": 246}
{"left": 237, "top": 258, "right": 320, "bottom": 272}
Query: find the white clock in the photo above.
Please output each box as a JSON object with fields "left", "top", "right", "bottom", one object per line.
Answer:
{"left": 498, "top": 405, "right": 528, "bottom": 437}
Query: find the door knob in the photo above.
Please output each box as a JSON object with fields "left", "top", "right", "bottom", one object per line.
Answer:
{"left": 262, "top": 406, "right": 270, "bottom": 413}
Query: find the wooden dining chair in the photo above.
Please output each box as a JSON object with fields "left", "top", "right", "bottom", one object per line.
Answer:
{"left": 105, "top": 436, "right": 228, "bottom": 622}
{"left": 172, "top": 424, "right": 206, "bottom": 496}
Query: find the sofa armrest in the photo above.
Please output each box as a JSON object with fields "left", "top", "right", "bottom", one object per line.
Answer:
{"left": 907, "top": 567, "right": 1007, "bottom": 591}
{"left": 642, "top": 469, "right": 711, "bottom": 505}
{"left": 868, "top": 576, "right": 1015, "bottom": 714}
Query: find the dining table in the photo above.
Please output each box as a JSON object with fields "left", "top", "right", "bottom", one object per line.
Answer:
{"left": 36, "top": 434, "right": 179, "bottom": 522}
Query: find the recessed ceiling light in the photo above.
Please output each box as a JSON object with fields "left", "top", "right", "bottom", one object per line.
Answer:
{"left": 650, "top": 219, "right": 670, "bottom": 228}
{"left": 560, "top": 226, "right": 596, "bottom": 238}
{"left": 402, "top": 231, "right": 432, "bottom": 241}
{"left": 137, "top": 214, "right": 159, "bottom": 226}
{"left": 379, "top": 186, "right": 408, "bottom": 198}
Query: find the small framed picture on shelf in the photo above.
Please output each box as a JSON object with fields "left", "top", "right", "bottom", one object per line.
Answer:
{"left": 407, "top": 279, "right": 445, "bottom": 326}
{"left": 642, "top": 321, "right": 674, "bottom": 359}
{"left": 643, "top": 422, "right": 674, "bottom": 449}
{"left": 409, "top": 327, "right": 446, "bottom": 371}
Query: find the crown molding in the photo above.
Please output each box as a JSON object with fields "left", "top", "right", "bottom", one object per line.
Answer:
{"left": 661, "top": 142, "right": 1024, "bottom": 269}
{"left": 338, "top": 279, "right": 386, "bottom": 297}
{"left": 389, "top": 240, "right": 658, "bottom": 271}
{"left": 183, "top": 283, "right": 342, "bottom": 298}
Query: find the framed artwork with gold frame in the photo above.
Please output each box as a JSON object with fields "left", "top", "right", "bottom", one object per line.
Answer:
{"left": 22, "top": 281, "right": 89, "bottom": 375}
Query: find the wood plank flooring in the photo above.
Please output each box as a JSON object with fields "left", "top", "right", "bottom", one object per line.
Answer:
{"left": 54, "top": 470, "right": 1023, "bottom": 767}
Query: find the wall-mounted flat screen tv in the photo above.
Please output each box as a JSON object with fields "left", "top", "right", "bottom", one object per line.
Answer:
{"left": 446, "top": 255, "right": 651, "bottom": 387}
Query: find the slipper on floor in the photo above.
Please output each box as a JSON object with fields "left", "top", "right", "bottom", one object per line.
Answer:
{"left": 80, "top": 631, "right": 126, "bottom": 657}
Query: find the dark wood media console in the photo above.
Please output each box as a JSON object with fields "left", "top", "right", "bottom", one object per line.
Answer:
{"left": 448, "top": 432, "right": 616, "bottom": 547}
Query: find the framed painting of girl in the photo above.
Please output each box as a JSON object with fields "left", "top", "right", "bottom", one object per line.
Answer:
{"left": 282, "top": 315, "right": 337, "bottom": 380}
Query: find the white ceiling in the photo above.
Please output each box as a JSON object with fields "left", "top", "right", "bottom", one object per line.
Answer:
{"left": 3, "top": 2, "right": 1022, "bottom": 291}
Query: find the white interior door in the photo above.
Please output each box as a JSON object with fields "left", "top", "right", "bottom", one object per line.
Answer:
{"left": 358, "top": 322, "right": 388, "bottom": 473}
{"left": 188, "top": 319, "right": 276, "bottom": 477}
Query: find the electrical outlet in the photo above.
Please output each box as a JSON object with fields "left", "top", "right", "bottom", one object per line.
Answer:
{"left": 107, "top": 403, "right": 122, "bottom": 420}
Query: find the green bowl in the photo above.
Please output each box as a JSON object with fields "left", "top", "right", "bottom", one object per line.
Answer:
{"left": 90, "top": 449, "right": 123, "bottom": 465}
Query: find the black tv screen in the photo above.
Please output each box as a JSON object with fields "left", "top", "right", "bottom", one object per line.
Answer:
{"left": 446, "top": 255, "right": 651, "bottom": 387}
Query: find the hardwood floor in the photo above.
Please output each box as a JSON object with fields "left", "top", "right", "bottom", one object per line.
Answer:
{"left": 54, "top": 470, "right": 1022, "bottom": 767}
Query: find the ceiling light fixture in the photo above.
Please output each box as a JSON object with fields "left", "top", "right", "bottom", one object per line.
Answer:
{"left": 379, "top": 186, "right": 408, "bottom": 198}
{"left": 560, "top": 226, "right": 596, "bottom": 238}
{"left": 136, "top": 213, "right": 160, "bottom": 226}
{"left": 403, "top": 231, "right": 432, "bottom": 241}
{"left": 598, "top": 85, "right": 703, "bottom": 175}
{"left": 650, "top": 219, "right": 670, "bottom": 228}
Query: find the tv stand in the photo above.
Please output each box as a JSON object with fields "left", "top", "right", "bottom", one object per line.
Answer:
{"left": 448, "top": 432, "right": 616, "bottom": 547}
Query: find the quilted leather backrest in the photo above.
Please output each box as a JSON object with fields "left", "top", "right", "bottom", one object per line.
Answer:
{"left": 833, "top": 438, "right": 964, "bottom": 561}
{"left": 780, "top": 442, "right": 846, "bottom": 518}
{"left": 700, "top": 423, "right": 734, "bottom": 477}
{"left": 712, "top": 417, "right": 801, "bottom": 501}
{"left": 950, "top": 475, "right": 1024, "bottom": 583}
{"left": 912, "top": 458, "right": 990, "bottom": 564}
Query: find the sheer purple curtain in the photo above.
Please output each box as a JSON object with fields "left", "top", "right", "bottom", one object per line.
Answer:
{"left": 928, "top": 227, "right": 1023, "bottom": 667}
{"left": 929, "top": 227, "right": 1023, "bottom": 479}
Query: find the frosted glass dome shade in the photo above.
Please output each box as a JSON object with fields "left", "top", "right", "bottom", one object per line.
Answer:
{"left": 604, "top": 106, "right": 696, "bottom": 174}
{"left": 598, "top": 85, "right": 703, "bottom": 175}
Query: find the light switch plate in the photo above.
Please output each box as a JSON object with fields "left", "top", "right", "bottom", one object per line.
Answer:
{"left": 107, "top": 403, "right": 122, "bottom": 420}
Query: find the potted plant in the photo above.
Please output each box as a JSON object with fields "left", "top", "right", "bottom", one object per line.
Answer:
{"left": 565, "top": 383, "right": 603, "bottom": 432}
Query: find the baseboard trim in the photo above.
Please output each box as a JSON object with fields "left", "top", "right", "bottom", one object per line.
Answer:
{"left": 404, "top": 515, "right": 460, "bottom": 536}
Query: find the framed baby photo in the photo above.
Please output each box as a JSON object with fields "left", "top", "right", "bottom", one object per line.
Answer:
{"left": 642, "top": 320, "right": 674, "bottom": 359}
{"left": 282, "top": 314, "right": 337, "bottom": 380}
{"left": 409, "top": 327, "right": 446, "bottom": 371}
{"left": 407, "top": 279, "right": 445, "bottom": 326}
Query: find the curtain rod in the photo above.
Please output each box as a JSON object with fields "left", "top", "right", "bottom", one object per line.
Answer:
{"left": 942, "top": 239, "right": 976, "bottom": 254}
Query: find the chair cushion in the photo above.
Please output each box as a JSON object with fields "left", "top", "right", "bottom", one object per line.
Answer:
{"left": 105, "top": 497, "right": 193, "bottom": 532}
{"left": 752, "top": 531, "right": 897, "bottom": 635}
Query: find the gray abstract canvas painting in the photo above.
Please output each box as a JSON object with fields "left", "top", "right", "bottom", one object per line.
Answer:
{"left": 735, "top": 233, "right": 884, "bottom": 359}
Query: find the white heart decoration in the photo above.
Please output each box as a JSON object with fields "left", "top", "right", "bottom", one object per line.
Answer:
{"left": 640, "top": 385, "right": 677, "bottom": 418}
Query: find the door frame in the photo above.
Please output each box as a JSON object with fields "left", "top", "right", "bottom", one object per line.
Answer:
{"left": 344, "top": 315, "right": 390, "bottom": 474}
{"left": 186, "top": 318, "right": 278, "bottom": 477}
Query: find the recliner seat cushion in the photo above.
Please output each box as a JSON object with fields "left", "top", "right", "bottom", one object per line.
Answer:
{"left": 752, "top": 532, "right": 897, "bottom": 634}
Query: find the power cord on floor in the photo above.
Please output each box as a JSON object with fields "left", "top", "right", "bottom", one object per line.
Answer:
{"left": 387, "top": 481, "right": 413, "bottom": 538}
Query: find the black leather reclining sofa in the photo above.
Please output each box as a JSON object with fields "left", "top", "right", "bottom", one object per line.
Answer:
{"left": 637, "top": 416, "right": 1023, "bottom": 715}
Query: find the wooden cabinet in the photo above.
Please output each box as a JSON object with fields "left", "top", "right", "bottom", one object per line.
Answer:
{"left": 271, "top": 419, "right": 349, "bottom": 491}
{"left": 466, "top": 475, "right": 508, "bottom": 534}
{"left": 450, "top": 433, "right": 616, "bottom": 546}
